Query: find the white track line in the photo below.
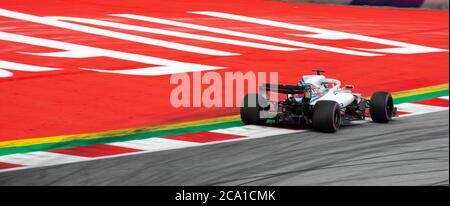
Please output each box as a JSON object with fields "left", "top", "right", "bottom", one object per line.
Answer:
{"left": 0, "top": 32, "right": 224, "bottom": 76}
{"left": 46, "top": 16, "right": 300, "bottom": 52}
{"left": 113, "top": 14, "right": 378, "bottom": 56}
{"left": 211, "top": 125, "right": 301, "bottom": 138}
{"left": 396, "top": 103, "right": 449, "bottom": 117}
{"left": 0, "top": 151, "right": 88, "bottom": 167}
{"left": 0, "top": 9, "right": 237, "bottom": 56}
{"left": 109, "top": 138, "right": 200, "bottom": 152}
{"left": 189, "top": 11, "right": 447, "bottom": 54}
{"left": 0, "top": 60, "right": 61, "bottom": 77}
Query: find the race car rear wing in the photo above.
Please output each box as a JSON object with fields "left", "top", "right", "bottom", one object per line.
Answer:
{"left": 260, "top": 83, "right": 305, "bottom": 94}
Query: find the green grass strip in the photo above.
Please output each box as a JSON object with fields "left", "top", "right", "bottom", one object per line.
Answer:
{"left": 0, "top": 120, "right": 244, "bottom": 156}
{"left": 394, "top": 90, "right": 448, "bottom": 104}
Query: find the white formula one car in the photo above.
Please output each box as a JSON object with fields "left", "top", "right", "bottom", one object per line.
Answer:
{"left": 240, "top": 70, "right": 397, "bottom": 133}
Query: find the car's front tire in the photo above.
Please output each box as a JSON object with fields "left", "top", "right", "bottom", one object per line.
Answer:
{"left": 240, "top": 93, "right": 267, "bottom": 125}
{"left": 370, "top": 91, "right": 394, "bottom": 123}
{"left": 312, "top": 100, "right": 341, "bottom": 133}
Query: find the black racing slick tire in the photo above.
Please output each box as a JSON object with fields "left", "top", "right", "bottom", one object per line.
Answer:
{"left": 370, "top": 91, "right": 394, "bottom": 123}
{"left": 240, "top": 93, "right": 267, "bottom": 125}
{"left": 312, "top": 100, "right": 341, "bottom": 133}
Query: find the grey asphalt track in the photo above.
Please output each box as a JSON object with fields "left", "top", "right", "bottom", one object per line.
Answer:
{"left": 0, "top": 110, "right": 448, "bottom": 186}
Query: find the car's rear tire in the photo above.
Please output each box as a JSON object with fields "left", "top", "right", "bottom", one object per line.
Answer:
{"left": 240, "top": 93, "right": 267, "bottom": 125}
{"left": 312, "top": 100, "right": 341, "bottom": 133}
{"left": 370, "top": 91, "right": 394, "bottom": 123}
